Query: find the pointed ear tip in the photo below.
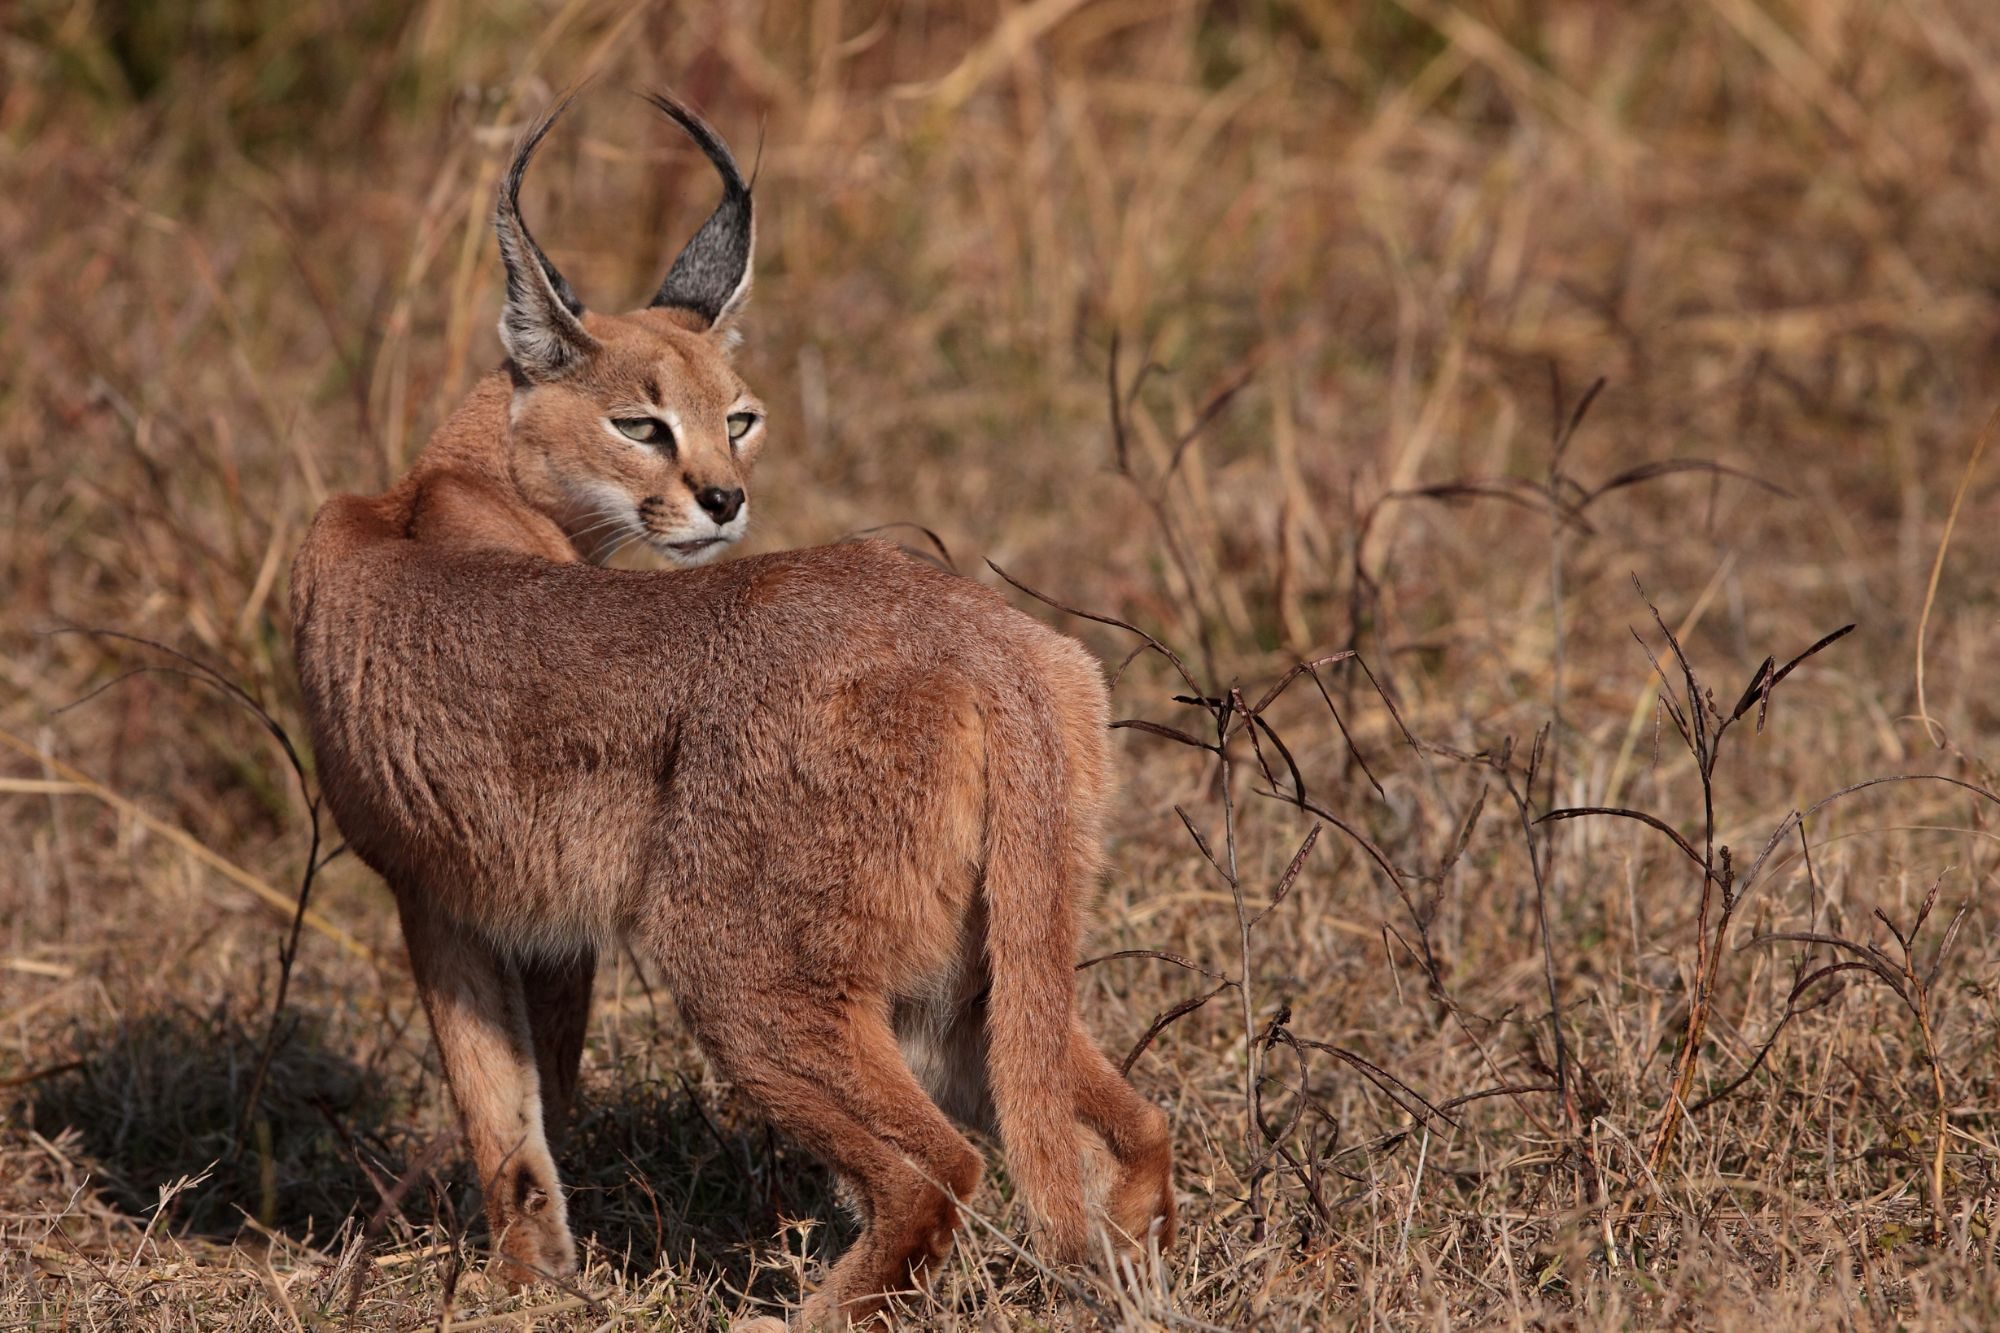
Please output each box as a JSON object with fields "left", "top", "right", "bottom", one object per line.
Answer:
{"left": 640, "top": 87, "right": 690, "bottom": 134}
{"left": 500, "top": 98, "right": 569, "bottom": 213}
{"left": 643, "top": 87, "right": 750, "bottom": 187}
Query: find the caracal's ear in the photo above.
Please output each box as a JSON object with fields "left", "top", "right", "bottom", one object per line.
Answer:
{"left": 644, "top": 90, "right": 753, "bottom": 336}
{"left": 496, "top": 97, "right": 599, "bottom": 382}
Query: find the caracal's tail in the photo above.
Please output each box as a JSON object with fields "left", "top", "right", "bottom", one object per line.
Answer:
{"left": 981, "top": 677, "right": 1091, "bottom": 1257}
{"left": 979, "top": 635, "right": 1145, "bottom": 1260}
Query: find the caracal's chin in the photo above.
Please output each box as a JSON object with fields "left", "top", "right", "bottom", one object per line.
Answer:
{"left": 648, "top": 532, "right": 740, "bottom": 568}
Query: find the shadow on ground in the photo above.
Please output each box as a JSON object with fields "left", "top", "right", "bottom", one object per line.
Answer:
{"left": 17, "top": 1002, "right": 838, "bottom": 1291}
{"left": 21, "top": 1005, "right": 396, "bottom": 1240}
{"left": 561, "top": 1067, "right": 845, "bottom": 1289}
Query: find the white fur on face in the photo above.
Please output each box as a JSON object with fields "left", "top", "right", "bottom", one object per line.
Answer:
{"left": 643, "top": 496, "right": 749, "bottom": 568}
{"left": 559, "top": 476, "right": 749, "bottom": 570}
{"left": 560, "top": 479, "right": 647, "bottom": 566}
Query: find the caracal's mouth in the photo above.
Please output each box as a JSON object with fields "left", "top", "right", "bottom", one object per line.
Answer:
{"left": 647, "top": 531, "right": 738, "bottom": 567}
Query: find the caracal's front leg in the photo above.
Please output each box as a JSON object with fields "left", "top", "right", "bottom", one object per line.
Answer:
{"left": 397, "top": 896, "right": 577, "bottom": 1285}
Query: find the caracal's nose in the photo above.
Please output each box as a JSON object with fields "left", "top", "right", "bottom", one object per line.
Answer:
{"left": 696, "top": 485, "right": 745, "bottom": 523}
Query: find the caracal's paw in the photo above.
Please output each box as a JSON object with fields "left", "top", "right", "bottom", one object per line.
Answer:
{"left": 728, "top": 1317, "right": 788, "bottom": 1332}
{"left": 490, "top": 1213, "right": 579, "bottom": 1291}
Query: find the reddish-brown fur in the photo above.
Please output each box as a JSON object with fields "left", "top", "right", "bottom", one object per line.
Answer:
{"left": 290, "top": 97, "right": 1171, "bottom": 1328}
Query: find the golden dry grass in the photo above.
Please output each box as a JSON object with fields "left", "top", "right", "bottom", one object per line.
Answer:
{"left": 7, "top": 0, "right": 2000, "bottom": 1327}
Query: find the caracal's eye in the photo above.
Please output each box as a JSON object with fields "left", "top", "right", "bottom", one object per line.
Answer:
{"left": 726, "top": 412, "right": 759, "bottom": 442}
{"left": 613, "top": 417, "right": 668, "bottom": 446}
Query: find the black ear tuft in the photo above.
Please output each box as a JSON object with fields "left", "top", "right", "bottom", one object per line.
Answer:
{"left": 495, "top": 97, "right": 598, "bottom": 380}
{"left": 645, "top": 91, "right": 754, "bottom": 328}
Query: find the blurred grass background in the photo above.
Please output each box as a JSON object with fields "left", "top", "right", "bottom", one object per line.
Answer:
{"left": 7, "top": 0, "right": 2000, "bottom": 1326}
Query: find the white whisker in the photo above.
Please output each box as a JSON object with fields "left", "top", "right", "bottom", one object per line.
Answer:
{"left": 568, "top": 508, "right": 634, "bottom": 545}
{"left": 595, "top": 527, "right": 644, "bottom": 564}
{"left": 598, "top": 530, "right": 647, "bottom": 565}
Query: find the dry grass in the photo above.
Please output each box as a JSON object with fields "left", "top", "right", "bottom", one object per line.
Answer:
{"left": 8, "top": 0, "right": 2000, "bottom": 1326}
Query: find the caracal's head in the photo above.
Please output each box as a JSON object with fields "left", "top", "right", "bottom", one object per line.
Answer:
{"left": 495, "top": 93, "right": 763, "bottom": 569}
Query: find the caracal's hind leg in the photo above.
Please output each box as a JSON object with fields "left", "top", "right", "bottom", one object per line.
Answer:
{"left": 685, "top": 981, "right": 984, "bottom": 1330}
{"left": 397, "top": 898, "right": 576, "bottom": 1285}
{"left": 520, "top": 948, "right": 595, "bottom": 1145}
{"left": 1069, "top": 1022, "right": 1174, "bottom": 1254}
